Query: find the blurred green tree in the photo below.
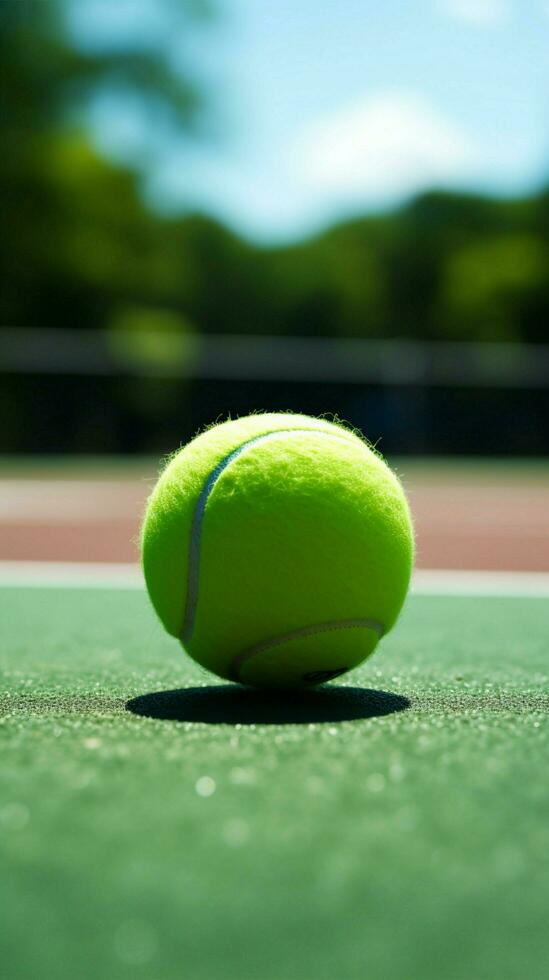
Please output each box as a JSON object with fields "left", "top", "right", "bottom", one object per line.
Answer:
{"left": 0, "top": 0, "right": 547, "bottom": 349}
{"left": 0, "top": 0, "right": 208, "bottom": 326}
{"left": 439, "top": 235, "right": 549, "bottom": 342}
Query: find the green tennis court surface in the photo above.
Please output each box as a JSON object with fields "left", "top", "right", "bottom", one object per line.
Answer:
{"left": 2, "top": 586, "right": 548, "bottom": 980}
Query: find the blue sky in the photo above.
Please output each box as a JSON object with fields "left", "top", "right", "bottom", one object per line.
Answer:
{"left": 72, "top": 0, "right": 549, "bottom": 242}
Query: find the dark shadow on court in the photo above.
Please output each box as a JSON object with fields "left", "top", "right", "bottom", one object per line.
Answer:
{"left": 126, "top": 685, "right": 410, "bottom": 725}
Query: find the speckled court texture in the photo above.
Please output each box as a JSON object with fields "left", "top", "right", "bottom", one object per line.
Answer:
{"left": 1, "top": 587, "right": 548, "bottom": 980}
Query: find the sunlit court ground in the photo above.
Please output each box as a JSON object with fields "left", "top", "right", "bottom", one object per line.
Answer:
{"left": 1, "top": 459, "right": 549, "bottom": 979}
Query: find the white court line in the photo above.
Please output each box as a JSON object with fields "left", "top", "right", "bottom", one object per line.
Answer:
{"left": 412, "top": 568, "right": 549, "bottom": 597}
{"left": 0, "top": 561, "right": 549, "bottom": 597}
{"left": 0, "top": 561, "right": 143, "bottom": 589}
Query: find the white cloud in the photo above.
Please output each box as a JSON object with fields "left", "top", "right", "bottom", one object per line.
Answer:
{"left": 439, "top": 0, "right": 511, "bottom": 25}
{"left": 294, "top": 93, "right": 477, "bottom": 206}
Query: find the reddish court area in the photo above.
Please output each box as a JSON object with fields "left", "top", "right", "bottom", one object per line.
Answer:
{"left": 0, "top": 462, "right": 548, "bottom": 572}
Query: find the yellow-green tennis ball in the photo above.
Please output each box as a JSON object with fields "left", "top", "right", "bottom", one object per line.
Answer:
{"left": 142, "top": 413, "right": 414, "bottom": 689}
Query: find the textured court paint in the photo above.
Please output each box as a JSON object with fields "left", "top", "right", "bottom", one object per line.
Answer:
{"left": 2, "top": 587, "right": 549, "bottom": 980}
{"left": 182, "top": 427, "right": 359, "bottom": 645}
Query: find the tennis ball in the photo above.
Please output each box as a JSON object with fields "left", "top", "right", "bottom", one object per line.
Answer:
{"left": 142, "top": 413, "right": 414, "bottom": 688}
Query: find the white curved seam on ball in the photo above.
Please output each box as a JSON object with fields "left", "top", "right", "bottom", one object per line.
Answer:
{"left": 180, "top": 427, "right": 359, "bottom": 643}
{"left": 229, "top": 617, "right": 385, "bottom": 681}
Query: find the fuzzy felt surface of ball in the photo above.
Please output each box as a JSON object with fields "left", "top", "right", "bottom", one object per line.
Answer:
{"left": 141, "top": 413, "right": 414, "bottom": 688}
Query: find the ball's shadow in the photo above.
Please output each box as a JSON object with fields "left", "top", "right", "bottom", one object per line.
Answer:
{"left": 126, "top": 685, "right": 409, "bottom": 725}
